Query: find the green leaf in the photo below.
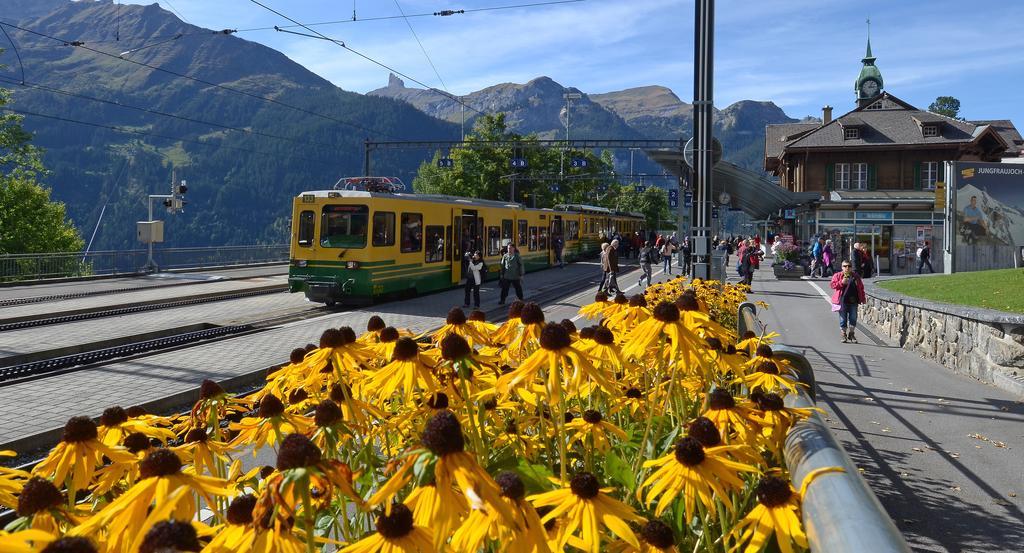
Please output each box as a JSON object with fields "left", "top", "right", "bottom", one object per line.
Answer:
{"left": 604, "top": 450, "right": 636, "bottom": 492}
{"left": 516, "top": 459, "right": 554, "bottom": 493}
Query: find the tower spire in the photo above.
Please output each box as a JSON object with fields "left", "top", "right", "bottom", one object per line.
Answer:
{"left": 864, "top": 18, "right": 874, "bottom": 61}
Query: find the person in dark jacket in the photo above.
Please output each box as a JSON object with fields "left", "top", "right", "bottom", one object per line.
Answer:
{"left": 603, "top": 239, "right": 621, "bottom": 293}
{"left": 830, "top": 260, "right": 866, "bottom": 343}
{"left": 638, "top": 241, "right": 654, "bottom": 288}
{"left": 917, "top": 241, "right": 934, "bottom": 274}
{"left": 498, "top": 244, "right": 524, "bottom": 304}
{"left": 463, "top": 251, "right": 485, "bottom": 308}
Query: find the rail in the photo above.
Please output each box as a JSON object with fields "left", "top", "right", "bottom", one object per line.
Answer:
{"left": 736, "top": 301, "right": 910, "bottom": 552}
{"left": 0, "top": 244, "right": 289, "bottom": 282}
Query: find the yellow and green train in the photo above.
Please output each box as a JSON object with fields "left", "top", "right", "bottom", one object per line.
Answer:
{"left": 287, "top": 187, "right": 645, "bottom": 305}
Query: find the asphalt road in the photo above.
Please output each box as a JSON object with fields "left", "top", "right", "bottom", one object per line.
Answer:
{"left": 748, "top": 268, "right": 1024, "bottom": 553}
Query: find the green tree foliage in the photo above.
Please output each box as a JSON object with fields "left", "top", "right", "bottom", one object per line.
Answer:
{"left": 614, "top": 184, "right": 671, "bottom": 229}
{"left": 413, "top": 114, "right": 614, "bottom": 206}
{"left": 929, "top": 96, "right": 961, "bottom": 119}
{"left": 0, "top": 88, "right": 84, "bottom": 254}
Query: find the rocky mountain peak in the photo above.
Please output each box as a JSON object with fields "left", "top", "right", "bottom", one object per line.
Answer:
{"left": 387, "top": 73, "right": 406, "bottom": 89}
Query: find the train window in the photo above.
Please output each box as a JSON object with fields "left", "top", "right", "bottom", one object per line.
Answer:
{"left": 502, "top": 220, "right": 513, "bottom": 249}
{"left": 425, "top": 225, "right": 445, "bottom": 263}
{"left": 400, "top": 213, "right": 423, "bottom": 253}
{"left": 445, "top": 226, "right": 452, "bottom": 261}
{"left": 529, "top": 227, "right": 538, "bottom": 251}
{"left": 372, "top": 211, "right": 395, "bottom": 247}
{"left": 487, "top": 226, "right": 501, "bottom": 256}
{"left": 567, "top": 220, "right": 579, "bottom": 241}
{"left": 320, "top": 204, "right": 368, "bottom": 248}
{"left": 518, "top": 220, "right": 527, "bottom": 246}
{"left": 539, "top": 227, "right": 548, "bottom": 250}
{"left": 297, "top": 210, "right": 315, "bottom": 247}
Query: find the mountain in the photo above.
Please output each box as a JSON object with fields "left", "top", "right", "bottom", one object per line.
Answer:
{"left": 0, "top": 0, "right": 458, "bottom": 250}
{"left": 373, "top": 76, "right": 799, "bottom": 172}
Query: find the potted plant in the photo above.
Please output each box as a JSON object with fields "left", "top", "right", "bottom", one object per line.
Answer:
{"left": 772, "top": 243, "right": 804, "bottom": 279}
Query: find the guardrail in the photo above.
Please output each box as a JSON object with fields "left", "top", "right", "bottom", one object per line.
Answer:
{"left": 736, "top": 301, "right": 910, "bottom": 552}
{"left": 0, "top": 244, "right": 289, "bottom": 282}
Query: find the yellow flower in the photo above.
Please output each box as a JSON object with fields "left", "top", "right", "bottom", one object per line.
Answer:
{"left": 451, "top": 471, "right": 551, "bottom": 553}
{"left": 752, "top": 392, "right": 819, "bottom": 457}
{"left": 502, "top": 303, "right": 548, "bottom": 361}
{"left": 363, "top": 337, "right": 439, "bottom": 405}
{"left": 433, "top": 308, "right": 492, "bottom": 348}
{"left": 229, "top": 394, "right": 313, "bottom": 454}
{"left": 0, "top": 450, "right": 30, "bottom": 510}
{"left": 0, "top": 529, "right": 79, "bottom": 553}
{"left": 32, "top": 417, "right": 136, "bottom": 500}
{"left": 702, "top": 389, "right": 762, "bottom": 446}
{"left": 497, "top": 323, "right": 598, "bottom": 398}
{"left": 604, "top": 295, "right": 652, "bottom": 330}
{"left": 622, "top": 302, "right": 703, "bottom": 363}
{"left": 577, "top": 291, "right": 611, "bottom": 320}
{"left": 97, "top": 405, "right": 174, "bottom": 447}
{"left": 607, "top": 519, "right": 678, "bottom": 553}
{"left": 529, "top": 472, "right": 644, "bottom": 553}
{"left": 404, "top": 482, "right": 468, "bottom": 548}
{"left": 565, "top": 410, "right": 628, "bottom": 453}
{"left": 188, "top": 379, "right": 251, "bottom": 442}
{"left": 340, "top": 504, "right": 439, "bottom": 553}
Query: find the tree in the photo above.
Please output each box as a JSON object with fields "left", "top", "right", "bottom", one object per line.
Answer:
{"left": 0, "top": 87, "right": 85, "bottom": 254}
{"left": 413, "top": 113, "right": 614, "bottom": 206}
{"left": 615, "top": 184, "right": 671, "bottom": 230}
{"left": 929, "top": 96, "right": 961, "bottom": 119}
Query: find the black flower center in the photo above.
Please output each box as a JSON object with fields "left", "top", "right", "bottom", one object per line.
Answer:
{"left": 539, "top": 323, "right": 571, "bottom": 351}
{"left": 379, "top": 327, "right": 400, "bottom": 343}
{"left": 520, "top": 303, "right": 545, "bottom": 325}
{"left": 140, "top": 449, "right": 183, "bottom": 478}
{"left": 421, "top": 410, "right": 465, "bottom": 455}
{"left": 392, "top": 337, "right": 420, "bottom": 361}
{"left": 582, "top": 410, "right": 602, "bottom": 424}
{"left": 578, "top": 326, "right": 596, "bottom": 340}
{"left": 288, "top": 388, "right": 309, "bottom": 405}
{"left": 708, "top": 388, "right": 736, "bottom": 410}
{"left": 504, "top": 420, "right": 518, "bottom": 434}
{"left": 756, "top": 476, "right": 793, "bottom": 507}
{"left": 564, "top": 411, "right": 576, "bottom": 424}
{"left": 259, "top": 466, "right": 275, "bottom": 479}
{"left": 468, "top": 310, "right": 487, "bottom": 322}
{"left": 124, "top": 432, "right": 153, "bottom": 453}
{"left": 17, "top": 476, "right": 63, "bottom": 517}
{"left": 677, "top": 291, "right": 700, "bottom": 311}
{"left": 757, "top": 392, "right": 785, "bottom": 411}
{"left": 687, "top": 417, "right": 722, "bottom": 447}
{"left": 125, "top": 406, "right": 148, "bottom": 418}
{"left": 560, "top": 319, "right": 578, "bottom": 335}
{"left": 705, "top": 337, "right": 723, "bottom": 351}
{"left": 641, "top": 519, "right": 675, "bottom": 549}
{"left": 289, "top": 348, "right": 307, "bottom": 364}
{"left": 673, "top": 437, "right": 706, "bottom": 466}
{"left": 100, "top": 406, "right": 128, "bottom": 427}
{"left": 482, "top": 398, "right": 498, "bottom": 411}
{"left": 507, "top": 300, "right": 525, "bottom": 319}
{"left": 625, "top": 387, "right": 643, "bottom": 399}
{"left": 139, "top": 520, "right": 200, "bottom": 553}
{"left": 593, "top": 326, "right": 615, "bottom": 345}
{"left": 258, "top": 395, "right": 285, "bottom": 418}
{"left": 613, "top": 292, "right": 628, "bottom": 304}
{"left": 755, "top": 344, "right": 774, "bottom": 358}
{"left": 594, "top": 291, "right": 609, "bottom": 303}
{"left": 652, "top": 302, "right": 681, "bottom": 323}
{"left": 425, "top": 392, "right": 449, "bottom": 410}
{"left": 276, "top": 433, "right": 322, "bottom": 470}
{"left": 319, "top": 328, "right": 345, "bottom": 348}
{"left": 199, "top": 379, "right": 226, "bottom": 400}
{"left": 440, "top": 334, "right": 472, "bottom": 361}
{"left": 756, "top": 360, "right": 781, "bottom": 375}
{"left": 629, "top": 294, "right": 647, "bottom": 307}
{"left": 376, "top": 504, "right": 414, "bottom": 539}
{"left": 495, "top": 471, "right": 526, "bottom": 500}
{"left": 328, "top": 383, "right": 352, "bottom": 403}
{"left": 569, "top": 472, "right": 601, "bottom": 499}
{"left": 446, "top": 307, "right": 467, "bottom": 325}
{"left": 226, "top": 494, "right": 257, "bottom": 525}
{"left": 62, "top": 416, "right": 98, "bottom": 443}
{"left": 314, "top": 400, "right": 343, "bottom": 427}
{"left": 40, "top": 537, "right": 98, "bottom": 553}
{"left": 338, "top": 327, "right": 357, "bottom": 345}
{"left": 184, "top": 427, "right": 208, "bottom": 444}
{"left": 366, "top": 315, "right": 386, "bottom": 332}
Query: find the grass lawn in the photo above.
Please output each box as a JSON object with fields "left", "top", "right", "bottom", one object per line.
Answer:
{"left": 878, "top": 268, "right": 1024, "bottom": 313}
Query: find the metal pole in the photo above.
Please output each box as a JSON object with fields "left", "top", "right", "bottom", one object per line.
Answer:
{"left": 691, "top": 0, "right": 715, "bottom": 280}
{"left": 363, "top": 139, "right": 371, "bottom": 176}
{"left": 147, "top": 196, "right": 155, "bottom": 272}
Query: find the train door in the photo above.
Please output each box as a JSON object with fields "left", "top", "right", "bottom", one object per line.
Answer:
{"left": 452, "top": 209, "right": 479, "bottom": 285}
{"left": 550, "top": 215, "right": 563, "bottom": 265}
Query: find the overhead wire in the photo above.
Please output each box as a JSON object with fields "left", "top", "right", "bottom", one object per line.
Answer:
{"left": 0, "top": 20, "right": 397, "bottom": 139}
{"left": 393, "top": 0, "right": 449, "bottom": 93}
{"left": 0, "top": 75, "right": 350, "bottom": 153}
{"left": 2, "top": 107, "right": 340, "bottom": 166}
{"left": 0, "top": 23, "right": 25, "bottom": 84}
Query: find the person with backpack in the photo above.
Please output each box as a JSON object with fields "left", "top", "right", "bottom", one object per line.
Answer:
{"left": 638, "top": 241, "right": 654, "bottom": 288}
{"left": 498, "top": 244, "right": 524, "bottom": 305}
{"left": 811, "top": 237, "right": 824, "bottom": 277}
{"left": 463, "top": 250, "right": 485, "bottom": 309}
{"left": 916, "top": 241, "right": 934, "bottom": 274}
{"left": 553, "top": 233, "right": 565, "bottom": 268}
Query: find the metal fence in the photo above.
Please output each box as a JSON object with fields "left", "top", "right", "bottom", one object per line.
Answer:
{"left": 0, "top": 245, "right": 289, "bottom": 282}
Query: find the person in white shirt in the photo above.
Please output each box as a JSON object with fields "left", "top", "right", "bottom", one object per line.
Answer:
{"left": 463, "top": 250, "right": 485, "bottom": 308}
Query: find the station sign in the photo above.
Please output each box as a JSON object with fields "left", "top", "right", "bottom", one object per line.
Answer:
{"left": 437, "top": 158, "right": 454, "bottom": 168}
{"left": 570, "top": 158, "right": 588, "bottom": 168}
{"left": 711, "top": 206, "right": 720, "bottom": 219}
{"left": 668, "top": 189, "right": 679, "bottom": 208}
{"left": 684, "top": 191, "right": 693, "bottom": 207}
{"left": 635, "top": 185, "right": 646, "bottom": 193}
{"left": 510, "top": 158, "right": 528, "bottom": 169}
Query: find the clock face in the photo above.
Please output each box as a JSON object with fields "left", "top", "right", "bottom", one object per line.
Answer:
{"left": 860, "top": 79, "right": 879, "bottom": 97}
{"left": 718, "top": 191, "right": 731, "bottom": 205}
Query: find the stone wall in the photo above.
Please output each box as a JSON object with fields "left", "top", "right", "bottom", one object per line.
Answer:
{"left": 860, "top": 282, "right": 1024, "bottom": 397}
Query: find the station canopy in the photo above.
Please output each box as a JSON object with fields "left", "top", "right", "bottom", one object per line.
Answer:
{"left": 645, "top": 149, "right": 820, "bottom": 219}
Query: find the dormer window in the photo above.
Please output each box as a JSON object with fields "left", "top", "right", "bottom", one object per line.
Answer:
{"left": 922, "top": 125, "right": 939, "bottom": 137}
{"left": 844, "top": 128, "right": 860, "bottom": 140}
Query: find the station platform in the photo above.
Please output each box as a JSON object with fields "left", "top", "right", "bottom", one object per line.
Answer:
{"left": 0, "top": 260, "right": 643, "bottom": 458}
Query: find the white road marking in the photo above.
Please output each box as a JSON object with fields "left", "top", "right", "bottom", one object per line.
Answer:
{"left": 807, "top": 280, "right": 833, "bottom": 303}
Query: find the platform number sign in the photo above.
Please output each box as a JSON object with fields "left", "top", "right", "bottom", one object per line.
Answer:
{"left": 437, "top": 158, "right": 454, "bottom": 168}
{"left": 549, "top": 185, "right": 561, "bottom": 193}
{"left": 668, "top": 189, "right": 679, "bottom": 208}
{"left": 711, "top": 206, "right": 720, "bottom": 219}
{"left": 635, "top": 185, "right": 646, "bottom": 194}
{"left": 510, "top": 158, "right": 528, "bottom": 169}
{"left": 684, "top": 191, "right": 693, "bottom": 207}
{"left": 570, "top": 158, "right": 588, "bottom": 168}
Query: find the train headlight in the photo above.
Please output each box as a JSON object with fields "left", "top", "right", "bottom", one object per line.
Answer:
{"left": 292, "top": 259, "right": 308, "bottom": 268}
{"left": 346, "top": 261, "right": 360, "bottom": 269}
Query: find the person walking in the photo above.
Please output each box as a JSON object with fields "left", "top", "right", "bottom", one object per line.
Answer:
{"left": 830, "top": 260, "right": 866, "bottom": 343}
{"left": 598, "top": 242, "right": 613, "bottom": 293}
{"left": 463, "top": 250, "right": 485, "bottom": 309}
{"left": 852, "top": 243, "right": 865, "bottom": 277}
{"left": 739, "top": 241, "right": 756, "bottom": 287}
{"left": 606, "top": 239, "right": 621, "bottom": 293}
{"left": 660, "top": 239, "right": 675, "bottom": 275}
{"left": 681, "top": 237, "right": 692, "bottom": 276}
{"left": 811, "top": 237, "right": 824, "bottom": 277}
{"left": 916, "top": 241, "right": 934, "bottom": 274}
{"left": 498, "top": 244, "right": 524, "bottom": 305}
{"left": 822, "top": 239, "right": 835, "bottom": 277}
{"left": 638, "top": 240, "right": 654, "bottom": 288}
{"left": 553, "top": 233, "right": 565, "bottom": 268}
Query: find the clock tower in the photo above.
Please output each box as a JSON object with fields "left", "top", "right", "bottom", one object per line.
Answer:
{"left": 854, "top": 38, "right": 883, "bottom": 107}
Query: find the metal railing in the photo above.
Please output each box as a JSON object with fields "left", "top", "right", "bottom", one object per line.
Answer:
{"left": 736, "top": 301, "right": 910, "bottom": 552}
{"left": 0, "top": 245, "right": 289, "bottom": 282}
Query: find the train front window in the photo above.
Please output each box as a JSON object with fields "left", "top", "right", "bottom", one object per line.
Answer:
{"left": 297, "top": 210, "right": 315, "bottom": 246}
{"left": 320, "top": 205, "right": 368, "bottom": 248}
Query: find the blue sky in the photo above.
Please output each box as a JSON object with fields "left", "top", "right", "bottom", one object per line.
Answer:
{"left": 123, "top": 0, "right": 1023, "bottom": 123}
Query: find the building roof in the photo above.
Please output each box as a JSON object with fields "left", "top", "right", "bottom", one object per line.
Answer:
{"left": 764, "top": 123, "right": 818, "bottom": 160}
{"left": 830, "top": 190, "right": 936, "bottom": 203}
{"left": 971, "top": 119, "right": 1024, "bottom": 156}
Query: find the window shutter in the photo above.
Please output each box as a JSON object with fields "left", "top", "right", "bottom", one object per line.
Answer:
{"left": 913, "top": 161, "right": 922, "bottom": 190}
{"left": 868, "top": 164, "right": 877, "bottom": 190}
{"left": 826, "top": 163, "right": 834, "bottom": 191}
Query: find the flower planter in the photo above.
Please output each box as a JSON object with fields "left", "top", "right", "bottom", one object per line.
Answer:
{"left": 773, "top": 265, "right": 805, "bottom": 280}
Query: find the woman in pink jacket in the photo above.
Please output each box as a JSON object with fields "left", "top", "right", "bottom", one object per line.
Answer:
{"left": 830, "top": 259, "right": 866, "bottom": 343}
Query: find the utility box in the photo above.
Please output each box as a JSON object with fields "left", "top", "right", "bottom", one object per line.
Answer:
{"left": 137, "top": 220, "right": 164, "bottom": 244}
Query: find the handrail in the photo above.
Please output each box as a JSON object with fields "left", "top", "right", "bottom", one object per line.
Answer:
{"left": 738, "top": 300, "right": 910, "bottom": 552}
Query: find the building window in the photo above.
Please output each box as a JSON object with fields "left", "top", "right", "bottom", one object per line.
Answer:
{"left": 922, "top": 161, "right": 939, "bottom": 190}
{"left": 400, "top": 213, "right": 422, "bottom": 253}
{"left": 843, "top": 127, "right": 860, "bottom": 140}
{"left": 922, "top": 125, "right": 939, "bottom": 137}
{"left": 836, "top": 163, "right": 868, "bottom": 190}
{"left": 297, "top": 210, "right": 315, "bottom": 247}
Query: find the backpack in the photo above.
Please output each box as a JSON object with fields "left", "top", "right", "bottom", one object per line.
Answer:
{"left": 639, "top": 248, "right": 650, "bottom": 264}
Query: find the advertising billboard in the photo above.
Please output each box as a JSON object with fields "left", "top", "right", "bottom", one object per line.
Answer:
{"left": 949, "top": 161, "right": 1024, "bottom": 272}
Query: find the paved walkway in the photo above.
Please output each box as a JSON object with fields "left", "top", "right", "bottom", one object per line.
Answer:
{"left": 749, "top": 267, "right": 1024, "bottom": 552}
